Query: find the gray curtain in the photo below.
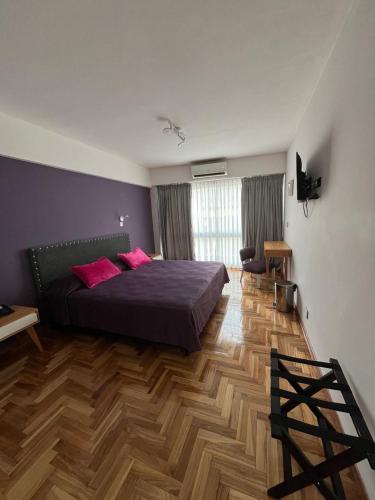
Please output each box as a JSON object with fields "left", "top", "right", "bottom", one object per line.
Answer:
{"left": 241, "top": 174, "right": 284, "bottom": 259}
{"left": 157, "top": 183, "right": 194, "bottom": 260}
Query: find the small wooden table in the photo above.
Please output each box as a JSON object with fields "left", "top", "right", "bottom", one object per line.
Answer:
{"left": 0, "top": 306, "right": 44, "bottom": 352}
{"left": 264, "top": 241, "right": 292, "bottom": 280}
{"left": 148, "top": 253, "right": 163, "bottom": 260}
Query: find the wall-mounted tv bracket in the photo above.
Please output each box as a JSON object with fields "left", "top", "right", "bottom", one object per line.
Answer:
{"left": 268, "top": 348, "right": 375, "bottom": 499}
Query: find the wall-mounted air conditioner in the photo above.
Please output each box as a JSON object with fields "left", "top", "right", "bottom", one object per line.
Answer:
{"left": 191, "top": 160, "right": 228, "bottom": 179}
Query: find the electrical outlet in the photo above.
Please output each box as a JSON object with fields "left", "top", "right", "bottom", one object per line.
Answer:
{"left": 305, "top": 307, "right": 309, "bottom": 320}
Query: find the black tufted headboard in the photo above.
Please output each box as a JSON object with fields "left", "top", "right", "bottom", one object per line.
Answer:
{"left": 28, "top": 232, "right": 131, "bottom": 296}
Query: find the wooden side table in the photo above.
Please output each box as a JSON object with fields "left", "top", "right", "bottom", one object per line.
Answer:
{"left": 148, "top": 253, "right": 163, "bottom": 260}
{"left": 0, "top": 306, "right": 44, "bottom": 352}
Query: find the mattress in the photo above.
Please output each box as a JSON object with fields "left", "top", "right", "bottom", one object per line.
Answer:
{"left": 44, "top": 260, "right": 229, "bottom": 353}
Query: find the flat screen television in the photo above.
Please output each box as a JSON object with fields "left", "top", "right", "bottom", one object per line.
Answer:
{"left": 296, "top": 152, "right": 307, "bottom": 201}
{"left": 296, "top": 152, "right": 321, "bottom": 202}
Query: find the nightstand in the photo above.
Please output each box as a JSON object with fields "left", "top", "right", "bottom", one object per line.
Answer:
{"left": 148, "top": 253, "right": 163, "bottom": 260}
{"left": 0, "top": 306, "right": 44, "bottom": 352}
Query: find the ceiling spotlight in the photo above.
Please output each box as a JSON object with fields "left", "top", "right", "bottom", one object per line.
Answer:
{"left": 161, "top": 119, "right": 185, "bottom": 147}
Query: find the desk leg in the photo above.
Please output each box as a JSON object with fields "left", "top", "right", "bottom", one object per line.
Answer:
{"left": 266, "top": 255, "right": 270, "bottom": 275}
{"left": 26, "top": 326, "right": 44, "bottom": 352}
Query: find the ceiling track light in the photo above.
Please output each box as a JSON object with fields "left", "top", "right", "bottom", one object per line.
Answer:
{"left": 162, "top": 119, "right": 185, "bottom": 147}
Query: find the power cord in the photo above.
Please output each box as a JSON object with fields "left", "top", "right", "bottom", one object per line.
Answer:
{"left": 303, "top": 199, "right": 309, "bottom": 218}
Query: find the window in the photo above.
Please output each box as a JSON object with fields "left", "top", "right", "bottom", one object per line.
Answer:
{"left": 191, "top": 177, "right": 241, "bottom": 267}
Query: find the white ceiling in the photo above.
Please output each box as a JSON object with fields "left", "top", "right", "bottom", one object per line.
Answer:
{"left": 0, "top": 0, "right": 352, "bottom": 168}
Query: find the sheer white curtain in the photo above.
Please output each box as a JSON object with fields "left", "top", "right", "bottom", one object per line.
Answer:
{"left": 191, "top": 178, "right": 241, "bottom": 267}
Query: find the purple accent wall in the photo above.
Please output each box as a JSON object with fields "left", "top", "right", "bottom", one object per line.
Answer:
{"left": 0, "top": 155, "right": 154, "bottom": 305}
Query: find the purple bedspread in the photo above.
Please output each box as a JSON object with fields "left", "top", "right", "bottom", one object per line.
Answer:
{"left": 44, "top": 260, "right": 229, "bottom": 352}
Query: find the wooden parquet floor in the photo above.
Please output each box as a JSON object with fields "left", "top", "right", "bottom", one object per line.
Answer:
{"left": 0, "top": 271, "right": 367, "bottom": 500}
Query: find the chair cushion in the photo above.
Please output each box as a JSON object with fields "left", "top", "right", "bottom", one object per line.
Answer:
{"left": 243, "top": 260, "right": 266, "bottom": 274}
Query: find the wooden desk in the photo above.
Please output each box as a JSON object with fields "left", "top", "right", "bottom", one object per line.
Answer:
{"left": 264, "top": 241, "right": 292, "bottom": 280}
{"left": 0, "top": 306, "right": 43, "bottom": 352}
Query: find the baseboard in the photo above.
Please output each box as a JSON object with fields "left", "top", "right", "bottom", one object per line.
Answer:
{"left": 295, "top": 307, "right": 342, "bottom": 424}
{"left": 294, "top": 307, "right": 369, "bottom": 499}
{"left": 294, "top": 307, "right": 317, "bottom": 361}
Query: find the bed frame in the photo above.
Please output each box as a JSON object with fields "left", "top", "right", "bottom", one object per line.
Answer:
{"left": 28, "top": 232, "right": 131, "bottom": 297}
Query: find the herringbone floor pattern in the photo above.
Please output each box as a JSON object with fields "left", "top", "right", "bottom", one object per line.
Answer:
{"left": 0, "top": 271, "right": 367, "bottom": 499}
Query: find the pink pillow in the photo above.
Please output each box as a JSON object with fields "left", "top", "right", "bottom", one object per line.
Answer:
{"left": 71, "top": 256, "right": 121, "bottom": 288}
{"left": 118, "top": 247, "right": 151, "bottom": 270}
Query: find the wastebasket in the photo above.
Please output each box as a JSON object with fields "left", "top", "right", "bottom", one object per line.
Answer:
{"left": 274, "top": 281, "right": 297, "bottom": 313}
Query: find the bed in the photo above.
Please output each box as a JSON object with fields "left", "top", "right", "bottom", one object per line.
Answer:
{"left": 29, "top": 233, "right": 229, "bottom": 353}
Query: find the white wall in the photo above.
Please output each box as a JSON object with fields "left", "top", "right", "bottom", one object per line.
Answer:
{"left": 0, "top": 111, "right": 151, "bottom": 187}
{"left": 150, "top": 152, "right": 286, "bottom": 186}
{"left": 150, "top": 152, "right": 286, "bottom": 252}
{"left": 284, "top": 0, "right": 375, "bottom": 495}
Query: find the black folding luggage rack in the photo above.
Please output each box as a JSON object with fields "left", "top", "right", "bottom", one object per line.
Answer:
{"left": 268, "top": 348, "right": 375, "bottom": 499}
